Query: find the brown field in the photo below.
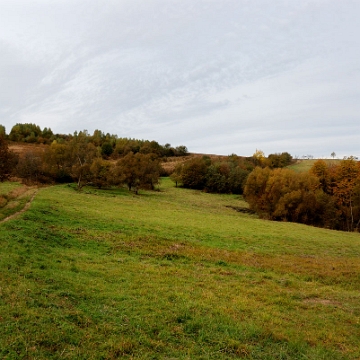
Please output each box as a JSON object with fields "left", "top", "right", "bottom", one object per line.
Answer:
{"left": 8, "top": 142, "right": 48, "bottom": 156}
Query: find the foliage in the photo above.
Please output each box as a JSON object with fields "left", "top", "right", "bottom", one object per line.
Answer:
{"left": 252, "top": 149, "right": 266, "bottom": 167}
{"left": 266, "top": 152, "right": 293, "bottom": 168}
{"left": 0, "top": 135, "right": 18, "bottom": 182}
{"left": 9, "top": 123, "right": 53, "bottom": 144}
{"left": 0, "top": 124, "right": 6, "bottom": 137}
{"left": 15, "top": 151, "right": 45, "bottom": 184}
{"left": 180, "top": 157, "right": 208, "bottom": 189}
{"left": 171, "top": 155, "right": 253, "bottom": 194}
{"left": 89, "top": 158, "right": 112, "bottom": 189}
{"left": 244, "top": 158, "right": 360, "bottom": 231}
{"left": 113, "top": 152, "right": 161, "bottom": 193}
{"left": 8, "top": 123, "right": 189, "bottom": 160}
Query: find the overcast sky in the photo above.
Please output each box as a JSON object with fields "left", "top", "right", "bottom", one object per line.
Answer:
{"left": 1, "top": 0, "right": 359, "bottom": 157}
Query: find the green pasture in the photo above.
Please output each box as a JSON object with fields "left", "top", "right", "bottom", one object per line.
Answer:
{"left": 288, "top": 159, "right": 340, "bottom": 173}
{"left": 0, "top": 178, "right": 359, "bottom": 359}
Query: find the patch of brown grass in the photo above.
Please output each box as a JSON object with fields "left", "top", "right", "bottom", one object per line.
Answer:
{"left": 0, "top": 196, "right": 7, "bottom": 208}
{"left": 115, "top": 238, "right": 360, "bottom": 286}
{"left": 8, "top": 142, "right": 48, "bottom": 157}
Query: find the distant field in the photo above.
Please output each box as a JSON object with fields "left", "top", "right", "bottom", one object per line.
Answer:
{"left": 288, "top": 159, "right": 340, "bottom": 172}
{"left": 0, "top": 178, "right": 359, "bottom": 359}
{"left": 8, "top": 141, "right": 48, "bottom": 156}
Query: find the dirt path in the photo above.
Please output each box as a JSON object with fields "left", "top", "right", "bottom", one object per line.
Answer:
{"left": 0, "top": 188, "right": 39, "bottom": 224}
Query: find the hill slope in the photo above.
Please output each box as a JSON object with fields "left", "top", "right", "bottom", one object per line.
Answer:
{"left": 0, "top": 179, "right": 359, "bottom": 359}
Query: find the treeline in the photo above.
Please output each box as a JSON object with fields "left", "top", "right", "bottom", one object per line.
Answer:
{"left": 0, "top": 127, "right": 176, "bottom": 192}
{"left": 169, "top": 152, "right": 293, "bottom": 194}
{"left": 244, "top": 158, "right": 360, "bottom": 232}
{"left": 1, "top": 123, "right": 189, "bottom": 158}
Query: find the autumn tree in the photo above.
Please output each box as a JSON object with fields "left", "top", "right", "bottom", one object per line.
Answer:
{"left": 252, "top": 149, "right": 266, "bottom": 167}
{"left": 266, "top": 152, "right": 293, "bottom": 168}
{"left": 244, "top": 167, "right": 326, "bottom": 225}
{"left": 0, "top": 135, "right": 17, "bottom": 182}
{"left": 0, "top": 125, "right": 6, "bottom": 137}
{"left": 16, "top": 151, "right": 43, "bottom": 184}
{"left": 90, "top": 158, "right": 112, "bottom": 189}
{"left": 68, "top": 132, "right": 98, "bottom": 189}
{"left": 42, "top": 141, "right": 72, "bottom": 182}
{"left": 169, "top": 163, "right": 183, "bottom": 187}
{"left": 180, "top": 157, "right": 208, "bottom": 189}
{"left": 113, "top": 152, "right": 161, "bottom": 193}
{"left": 331, "top": 157, "right": 360, "bottom": 231}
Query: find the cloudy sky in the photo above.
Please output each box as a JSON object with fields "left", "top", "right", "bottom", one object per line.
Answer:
{"left": 0, "top": 0, "right": 359, "bottom": 157}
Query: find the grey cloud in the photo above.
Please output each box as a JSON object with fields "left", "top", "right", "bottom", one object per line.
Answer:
{"left": 0, "top": 0, "right": 359, "bottom": 157}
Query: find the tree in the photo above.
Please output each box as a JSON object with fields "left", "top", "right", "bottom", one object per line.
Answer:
{"left": 180, "top": 157, "right": 208, "bottom": 189}
{"left": 331, "top": 152, "right": 336, "bottom": 159}
{"left": 42, "top": 141, "right": 72, "bottom": 182}
{"left": 170, "top": 163, "right": 183, "bottom": 187}
{"left": 68, "top": 132, "right": 97, "bottom": 189}
{"left": 252, "top": 149, "right": 265, "bottom": 167}
{"left": 0, "top": 125, "right": 6, "bottom": 137}
{"left": 113, "top": 152, "right": 161, "bottom": 193}
{"left": 0, "top": 135, "right": 17, "bottom": 182}
{"left": 16, "top": 151, "right": 43, "bottom": 184}
{"left": 266, "top": 152, "right": 293, "bottom": 168}
{"left": 332, "top": 157, "right": 360, "bottom": 231}
{"left": 101, "top": 142, "right": 114, "bottom": 157}
{"left": 90, "top": 158, "right": 112, "bottom": 188}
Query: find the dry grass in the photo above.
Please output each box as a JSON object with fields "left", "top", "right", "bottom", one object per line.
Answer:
{"left": 8, "top": 142, "right": 48, "bottom": 157}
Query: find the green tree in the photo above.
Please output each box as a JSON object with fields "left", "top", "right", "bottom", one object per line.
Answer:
{"left": 170, "top": 163, "right": 183, "bottom": 187}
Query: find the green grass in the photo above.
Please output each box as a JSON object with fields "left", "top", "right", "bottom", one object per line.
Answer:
{"left": 0, "top": 182, "right": 37, "bottom": 221}
{"left": 288, "top": 159, "right": 340, "bottom": 173}
{"left": 1, "top": 178, "right": 359, "bottom": 359}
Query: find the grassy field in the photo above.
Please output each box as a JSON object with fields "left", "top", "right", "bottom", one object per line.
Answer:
{"left": 0, "top": 178, "right": 359, "bottom": 359}
{"left": 0, "top": 182, "right": 38, "bottom": 221}
{"left": 288, "top": 159, "right": 340, "bottom": 173}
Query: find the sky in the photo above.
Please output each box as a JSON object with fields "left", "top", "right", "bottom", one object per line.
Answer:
{"left": 0, "top": 0, "right": 359, "bottom": 158}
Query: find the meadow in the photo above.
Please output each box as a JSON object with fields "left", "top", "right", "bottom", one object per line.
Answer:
{"left": 287, "top": 159, "right": 340, "bottom": 173}
{"left": 0, "top": 178, "right": 359, "bottom": 359}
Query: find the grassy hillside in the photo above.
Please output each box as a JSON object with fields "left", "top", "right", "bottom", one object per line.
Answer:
{"left": 0, "top": 179, "right": 359, "bottom": 359}
{"left": 288, "top": 159, "right": 340, "bottom": 173}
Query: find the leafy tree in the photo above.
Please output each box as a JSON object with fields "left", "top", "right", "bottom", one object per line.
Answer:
{"left": 42, "top": 141, "right": 72, "bottom": 182}
{"left": 16, "top": 151, "right": 43, "bottom": 184}
{"left": 244, "top": 167, "right": 324, "bottom": 225}
{"left": 113, "top": 152, "right": 161, "bottom": 193}
{"left": 69, "top": 132, "right": 97, "bottom": 189}
{"left": 90, "top": 158, "right": 112, "bottom": 188}
{"left": 0, "top": 135, "right": 17, "bottom": 181}
{"left": 9, "top": 123, "right": 42, "bottom": 143}
{"left": 180, "top": 157, "right": 208, "bottom": 189}
{"left": 266, "top": 152, "right": 293, "bottom": 168}
{"left": 331, "top": 152, "right": 336, "bottom": 159}
{"left": 101, "top": 142, "right": 114, "bottom": 157}
{"left": 252, "top": 149, "right": 265, "bottom": 167}
{"left": 174, "top": 145, "right": 189, "bottom": 157}
{"left": 310, "top": 159, "right": 330, "bottom": 192}
{"left": 170, "top": 163, "right": 183, "bottom": 187}
{"left": 332, "top": 157, "right": 360, "bottom": 231}
{"left": 0, "top": 125, "right": 6, "bottom": 137}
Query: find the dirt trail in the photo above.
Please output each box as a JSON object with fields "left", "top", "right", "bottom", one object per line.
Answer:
{"left": 0, "top": 188, "right": 38, "bottom": 224}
